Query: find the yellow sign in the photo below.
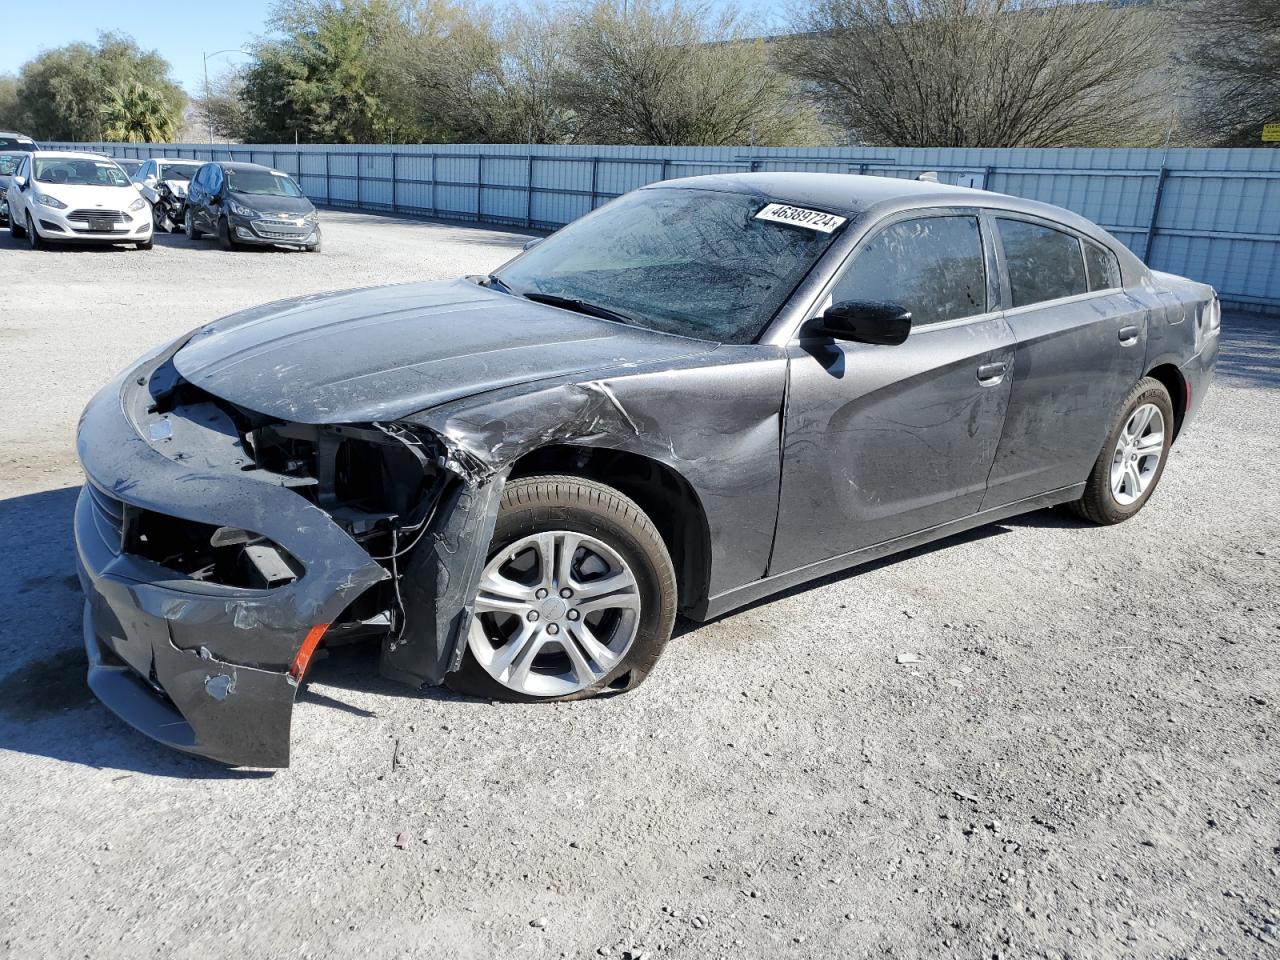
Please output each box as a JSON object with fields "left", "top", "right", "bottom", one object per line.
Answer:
{"left": 1264, "top": 123, "right": 1280, "bottom": 143}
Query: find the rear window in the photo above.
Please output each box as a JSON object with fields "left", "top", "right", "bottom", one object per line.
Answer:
{"left": 831, "top": 215, "right": 987, "bottom": 325}
{"left": 997, "top": 219, "right": 1088, "bottom": 307}
{"left": 0, "top": 136, "right": 36, "bottom": 152}
{"left": 1083, "top": 239, "right": 1122, "bottom": 291}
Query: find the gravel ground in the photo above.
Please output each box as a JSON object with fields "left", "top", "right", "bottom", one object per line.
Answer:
{"left": 0, "top": 210, "right": 1277, "bottom": 960}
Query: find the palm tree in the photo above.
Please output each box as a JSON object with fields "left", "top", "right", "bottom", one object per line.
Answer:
{"left": 100, "top": 81, "right": 180, "bottom": 142}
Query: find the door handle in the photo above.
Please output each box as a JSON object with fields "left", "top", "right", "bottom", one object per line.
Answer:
{"left": 976, "top": 361, "right": 1008, "bottom": 385}
{"left": 1118, "top": 324, "right": 1140, "bottom": 345}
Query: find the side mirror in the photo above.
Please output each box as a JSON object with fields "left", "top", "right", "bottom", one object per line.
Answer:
{"left": 13, "top": 176, "right": 26, "bottom": 190}
{"left": 808, "top": 300, "right": 912, "bottom": 345}
{"left": 133, "top": 181, "right": 144, "bottom": 191}
{"left": 522, "top": 237, "right": 543, "bottom": 252}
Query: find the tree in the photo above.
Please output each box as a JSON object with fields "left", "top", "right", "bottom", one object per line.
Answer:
{"left": 239, "top": 0, "right": 401, "bottom": 143}
{"left": 785, "top": 0, "right": 1166, "bottom": 147}
{"left": 0, "top": 75, "right": 20, "bottom": 132}
{"left": 11, "top": 33, "right": 185, "bottom": 141}
{"left": 375, "top": 0, "right": 585, "bottom": 143}
{"left": 191, "top": 67, "right": 251, "bottom": 143}
{"left": 101, "top": 81, "right": 181, "bottom": 142}
{"left": 558, "top": 0, "right": 826, "bottom": 146}
{"left": 1182, "top": 0, "right": 1280, "bottom": 146}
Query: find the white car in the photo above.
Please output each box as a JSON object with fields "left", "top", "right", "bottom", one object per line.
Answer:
{"left": 6, "top": 151, "right": 153, "bottom": 250}
{"left": 133, "top": 158, "right": 202, "bottom": 230}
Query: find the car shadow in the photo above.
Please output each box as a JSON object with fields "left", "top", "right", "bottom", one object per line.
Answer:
{"left": 675, "top": 509, "right": 1084, "bottom": 634}
{"left": 0, "top": 487, "right": 274, "bottom": 776}
{"left": 0, "top": 485, "right": 467, "bottom": 775}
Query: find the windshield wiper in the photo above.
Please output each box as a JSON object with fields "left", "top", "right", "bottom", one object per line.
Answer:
{"left": 522, "top": 292, "right": 638, "bottom": 326}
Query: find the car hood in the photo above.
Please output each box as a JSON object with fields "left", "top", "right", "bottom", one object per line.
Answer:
{"left": 32, "top": 182, "right": 139, "bottom": 209}
{"left": 172, "top": 278, "right": 712, "bottom": 423}
{"left": 229, "top": 190, "right": 314, "bottom": 216}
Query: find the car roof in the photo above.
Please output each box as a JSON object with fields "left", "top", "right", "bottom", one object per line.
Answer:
{"left": 210, "top": 161, "right": 282, "bottom": 172}
{"left": 654, "top": 170, "right": 1108, "bottom": 225}
{"left": 29, "top": 150, "right": 115, "bottom": 161}
{"left": 650, "top": 171, "right": 1131, "bottom": 260}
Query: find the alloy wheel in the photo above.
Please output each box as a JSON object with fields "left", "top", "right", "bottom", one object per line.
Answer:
{"left": 1110, "top": 403, "right": 1165, "bottom": 506}
{"left": 468, "top": 531, "right": 642, "bottom": 697}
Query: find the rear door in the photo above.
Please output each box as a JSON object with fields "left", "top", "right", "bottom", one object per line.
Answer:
{"left": 770, "top": 210, "right": 1017, "bottom": 573}
{"left": 982, "top": 214, "right": 1147, "bottom": 507}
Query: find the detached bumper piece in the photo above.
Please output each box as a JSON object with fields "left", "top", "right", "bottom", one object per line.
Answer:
{"left": 74, "top": 355, "right": 389, "bottom": 767}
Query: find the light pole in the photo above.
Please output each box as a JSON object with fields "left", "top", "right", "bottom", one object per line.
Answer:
{"left": 203, "top": 48, "right": 252, "bottom": 146}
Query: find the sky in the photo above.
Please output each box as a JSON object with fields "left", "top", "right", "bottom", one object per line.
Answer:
{"left": 0, "top": 0, "right": 786, "bottom": 97}
{"left": 0, "top": 0, "right": 274, "bottom": 95}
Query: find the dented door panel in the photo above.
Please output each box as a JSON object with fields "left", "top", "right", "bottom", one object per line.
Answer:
{"left": 770, "top": 316, "right": 1016, "bottom": 573}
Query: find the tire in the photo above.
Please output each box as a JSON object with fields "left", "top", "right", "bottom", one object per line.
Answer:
{"left": 446, "top": 474, "right": 678, "bottom": 703}
{"left": 184, "top": 209, "right": 202, "bottom": 240}
{"left": 1069, "top": 376, "right": 1175, "bottom": 525}
{"left": 306, "top": 237, "right": 322, "bottom": 253}
{"left": 152, "top": 206, "right": 168, "bottom": 232}
{"left": 26, "top": 213, "right": 43, "bottom": 250}
{"left": 9, "top": 212, "right": 25, "bottom": 239}
{"left": 217, "top": 216, "right": 236, "bottom": 251}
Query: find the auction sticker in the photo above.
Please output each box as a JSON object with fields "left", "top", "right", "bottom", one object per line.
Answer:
{"left": 755, "top": 203, "right": 847, "bottom": 233}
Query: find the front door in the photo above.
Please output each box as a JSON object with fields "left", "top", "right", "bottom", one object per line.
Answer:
{"left": 770, "top": 211, "right": 1017, "bottom": 573}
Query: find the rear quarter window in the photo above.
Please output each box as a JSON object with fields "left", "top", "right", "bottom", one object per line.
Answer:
{"left": 997, "top": 218, "right": 1088, "bottom": 307}
{"left": 1083, "top": 239, "right": 1122, "bottom": 291}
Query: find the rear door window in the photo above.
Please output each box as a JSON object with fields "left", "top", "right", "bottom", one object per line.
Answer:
{"left": 1083, "top": 239, "right": 1122, "bottom": 291}
{"left": 997, "top": 218, "right": 1088, "bottom": 307}
{"left": 830, "top": 215, "right": 987, "bottom": 326}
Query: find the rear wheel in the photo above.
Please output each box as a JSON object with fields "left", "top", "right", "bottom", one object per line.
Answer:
{"left": 1069, "top": 377, "right": 1174, "bottom": 525}
{"left": 446, "top": 475, "right": 677, "bottom": 702}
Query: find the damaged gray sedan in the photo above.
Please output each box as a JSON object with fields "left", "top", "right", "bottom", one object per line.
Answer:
{"left": 75, "top": 173, "right": 1220, "bottom": 766}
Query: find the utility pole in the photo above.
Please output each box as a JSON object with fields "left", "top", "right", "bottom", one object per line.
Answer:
{"left": 203, "top": 48, "right": 252, "bottom": 146}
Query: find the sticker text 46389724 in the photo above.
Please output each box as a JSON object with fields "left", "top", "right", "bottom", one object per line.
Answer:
{"left": 754, "top": 203, "right": 847, "bottom": 234}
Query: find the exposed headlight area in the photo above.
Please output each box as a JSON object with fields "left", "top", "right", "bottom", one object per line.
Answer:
{"left": 35, "top": 193, "right": 68, "bottom": 209}
{"left": 137, "top": 358, "right": 448, "bottom": 632}
{"left": 125, "top": 509, "right": 302, "bottom": 590}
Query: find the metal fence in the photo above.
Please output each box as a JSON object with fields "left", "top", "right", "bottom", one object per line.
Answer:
{"left": 48, "top": 141, "right": 1280, "bottom": 312}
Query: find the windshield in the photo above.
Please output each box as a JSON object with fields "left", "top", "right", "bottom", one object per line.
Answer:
{"left": 227, "top": 168, "right": 304, "bottom": 197}
{"left": 494, "top": 188, "right": 842, "bottom": 343}
{"left": 34, "top": 157, "right": 130, "bottom": 187}
{"left": 0, "top": 153, "right": 23, "bottom": 176}
{"left": 158, "top": 162, "right": 198, "bottom": 181}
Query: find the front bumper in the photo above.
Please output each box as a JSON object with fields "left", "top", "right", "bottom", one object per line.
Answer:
{"left": 75, "top": 354, "right": 388, "bottom": 766}
{"left": 33, "top": 205, "right": 151, "bottom": 243}
{"left": 230, "top": 213, "right": 320, "bottom": 248}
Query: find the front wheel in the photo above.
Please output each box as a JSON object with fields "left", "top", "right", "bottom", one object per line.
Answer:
{"left": 1069, "top": 377, "right": 1175, "bottom": 525}
{"left": 26, "top": 213, "right": 43, "bottom": 250}
{"left": 9, "top": 211, "right": 25, "bottom": 239}
{"left": 217, "top": 216, "right": 236, "bottom": 251}
{"left": 184, "top": 209, "right": 202, "bottom": 240}
{"left": 446, "top": 475, "right": 677, "bottom": 702}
